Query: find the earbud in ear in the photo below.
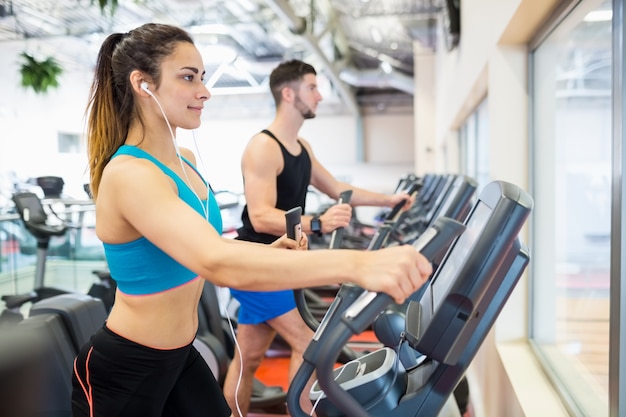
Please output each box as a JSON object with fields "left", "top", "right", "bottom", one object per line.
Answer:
{"left": 141, "top": 82, "right": 149, "bottom": 92}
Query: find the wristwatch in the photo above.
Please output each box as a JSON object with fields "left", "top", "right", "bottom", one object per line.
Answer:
{"left": 310, "top": 216, "right": 323, "bottom": 237}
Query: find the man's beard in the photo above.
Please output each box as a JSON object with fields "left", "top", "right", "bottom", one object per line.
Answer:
{"left": 295, "top": 96, "right": 316, "bottom": 119}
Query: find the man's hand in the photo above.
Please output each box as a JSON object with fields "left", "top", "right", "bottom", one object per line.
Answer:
{"left": 389, "top": 192, "right": 415, "bottom": 211}
{"left": 318, "top": 203, "right": 352, "bottom": 234}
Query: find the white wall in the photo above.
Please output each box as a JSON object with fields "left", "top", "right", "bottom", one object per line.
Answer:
{"left": 0, "top": 39, "right": 94, "bottom": 196}
{"left": 414, "top": 49, "right": 438, "bottom": 175}
{"left": 363, "top": 113, "right": 415, "bottom": 164}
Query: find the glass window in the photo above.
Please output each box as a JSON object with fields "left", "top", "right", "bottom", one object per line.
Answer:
{"left": 459, "top": 98, "right": 490, "bottom": 190}
{"left": 530, "top": 1, "right": 611, "bottom": 415}
{"left": 58, "top": 132, "right": 84, "bottom": 154}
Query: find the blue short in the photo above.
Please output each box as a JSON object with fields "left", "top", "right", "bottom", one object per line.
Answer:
{"left": 229, "top": 289, "right": 296, "bottom": 324}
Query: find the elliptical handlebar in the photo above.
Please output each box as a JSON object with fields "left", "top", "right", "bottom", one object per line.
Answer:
{"left": 285, "top": 206, "right": 303, "bottom": 241}
{"left": 367, "top": 179, "right": 422, "bottom": 252}
{"left": 328, "top": 190, "right": 353, "bottom": 250}
{"left": 289, "top": 190, "right": 353, "bottom": 334}
{"left": 384, "top": 180, "right": 421, "bottom": 224}
{"left": 285, "top": 206, "right": 323, "bottom": 334}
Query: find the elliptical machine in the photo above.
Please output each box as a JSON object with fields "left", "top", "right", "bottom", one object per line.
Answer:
{"left": 286, "top": 180, "right": 533, "bottom": 417}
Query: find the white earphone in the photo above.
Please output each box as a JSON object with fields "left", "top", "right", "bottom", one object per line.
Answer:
{"left": 141, "top": 81, "right": 152, "bottom": 95}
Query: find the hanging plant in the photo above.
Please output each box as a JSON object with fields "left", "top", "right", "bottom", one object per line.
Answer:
{"left": 19, "top": 52, "right": 63, "bottom": 94}
{"left": 93, "top": 0, "right": 119, "bottom": 16}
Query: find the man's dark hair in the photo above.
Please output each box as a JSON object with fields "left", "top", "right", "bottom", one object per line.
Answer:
{"left": 269, "top": 59, "right": 317, "bottom": 105}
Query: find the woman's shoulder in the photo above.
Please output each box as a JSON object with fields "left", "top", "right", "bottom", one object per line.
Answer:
{"left": 103, "top": 154, "right": 167, "bottom": 190}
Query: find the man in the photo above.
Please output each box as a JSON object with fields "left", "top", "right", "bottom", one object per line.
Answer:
{"left": 223, "top": 59, "right": 413, "bottom": 416}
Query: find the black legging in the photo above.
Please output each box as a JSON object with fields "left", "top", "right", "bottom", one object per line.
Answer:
{"left": 72, "top": 325, "right": 231, "bottom": 417}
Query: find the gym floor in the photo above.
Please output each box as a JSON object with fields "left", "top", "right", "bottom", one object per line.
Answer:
{"left": 250, "top": 356, "right": 290, "bottom": 417}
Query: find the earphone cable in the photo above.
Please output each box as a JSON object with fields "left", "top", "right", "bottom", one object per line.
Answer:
{"left": 148, "top": 90, "right": 209, "bottom": 221}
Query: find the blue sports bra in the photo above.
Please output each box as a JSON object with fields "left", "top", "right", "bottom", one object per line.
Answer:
{"left": 103, "top": 145, "right": 222, "bottom": 295}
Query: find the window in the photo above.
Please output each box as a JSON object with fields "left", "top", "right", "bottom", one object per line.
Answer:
{"left": 459, "top": 98, "right": 490, "bottom": 190}
{"left": 530, "top": 1, "right": 611, "bottom": 415}
{"left": 57, "top": 132, "right": 83, "bottom": 154}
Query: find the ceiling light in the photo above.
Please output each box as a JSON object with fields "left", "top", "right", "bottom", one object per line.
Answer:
{"left": 583, "top": 10, "right": 612, "bottom": 22}
{"left": 370, "top": 27, "right": 383, "bottom": 44}
{"left": 380, "top": 61, "right": 392, "bottom": 74}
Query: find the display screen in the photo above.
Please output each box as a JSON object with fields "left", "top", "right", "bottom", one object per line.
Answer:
{"left": 430, "top": 200, "right": 492, "bottom": 309}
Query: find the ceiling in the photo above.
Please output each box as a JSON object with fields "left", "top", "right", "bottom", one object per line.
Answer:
{"left": 0, "top": 0, "right": 448, "bottom": 115}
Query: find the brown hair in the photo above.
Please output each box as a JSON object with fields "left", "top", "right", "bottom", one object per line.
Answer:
{"left": 86, "top": 23, "right": 194, "bottom": 198}
{"left": 268, "top": 59, "right": 316, "bottom": 106}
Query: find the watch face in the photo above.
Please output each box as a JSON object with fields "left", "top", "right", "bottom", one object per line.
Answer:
{"left": 311, "top": 217, "right": 322, "bottom": 234}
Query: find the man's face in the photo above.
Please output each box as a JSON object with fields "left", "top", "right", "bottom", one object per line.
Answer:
{"left": 293, "top": 73, "right": 323, "bottom": 119}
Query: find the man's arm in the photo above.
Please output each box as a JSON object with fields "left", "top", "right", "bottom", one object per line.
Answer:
{"left": 241, "top": 133, "right": 299, "bottom": 236}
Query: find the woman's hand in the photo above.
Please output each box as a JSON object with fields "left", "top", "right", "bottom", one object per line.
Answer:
{"left": 356, "top": 245, "right": 432, "bottom": 305}
{"left": 270, "top": 233, "right": 309, "bottom": 250}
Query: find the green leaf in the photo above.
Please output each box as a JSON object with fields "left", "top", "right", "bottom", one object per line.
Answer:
{"left": 18, "top": 52, "right": 63, "bottom": 95}
{"left": 92, "top": 0, "right": 118, "bottom": 16}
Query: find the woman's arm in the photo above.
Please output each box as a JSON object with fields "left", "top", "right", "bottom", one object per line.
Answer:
{"left": 107, "top": 160, "right": 431, "bottom": 304}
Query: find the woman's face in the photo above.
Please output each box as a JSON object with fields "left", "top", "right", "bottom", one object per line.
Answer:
{"left": 155, "top": 42, "right": 210, "bottom": 130}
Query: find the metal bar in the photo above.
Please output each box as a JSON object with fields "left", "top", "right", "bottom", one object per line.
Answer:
{"left": 610, "top": 0, "right": 625, "bottom": 415}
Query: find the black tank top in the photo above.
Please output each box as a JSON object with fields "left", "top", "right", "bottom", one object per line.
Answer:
{"left": 237, "top": 129, "right": 312, "bottom": 244}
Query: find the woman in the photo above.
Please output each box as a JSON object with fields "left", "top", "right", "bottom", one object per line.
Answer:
{"left": 71, "top": 23, "right": 432, "bottom": 417}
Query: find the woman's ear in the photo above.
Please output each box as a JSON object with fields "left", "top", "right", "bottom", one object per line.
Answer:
{"left": 130, "top": 70, "right": 150, "bottom": 96}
